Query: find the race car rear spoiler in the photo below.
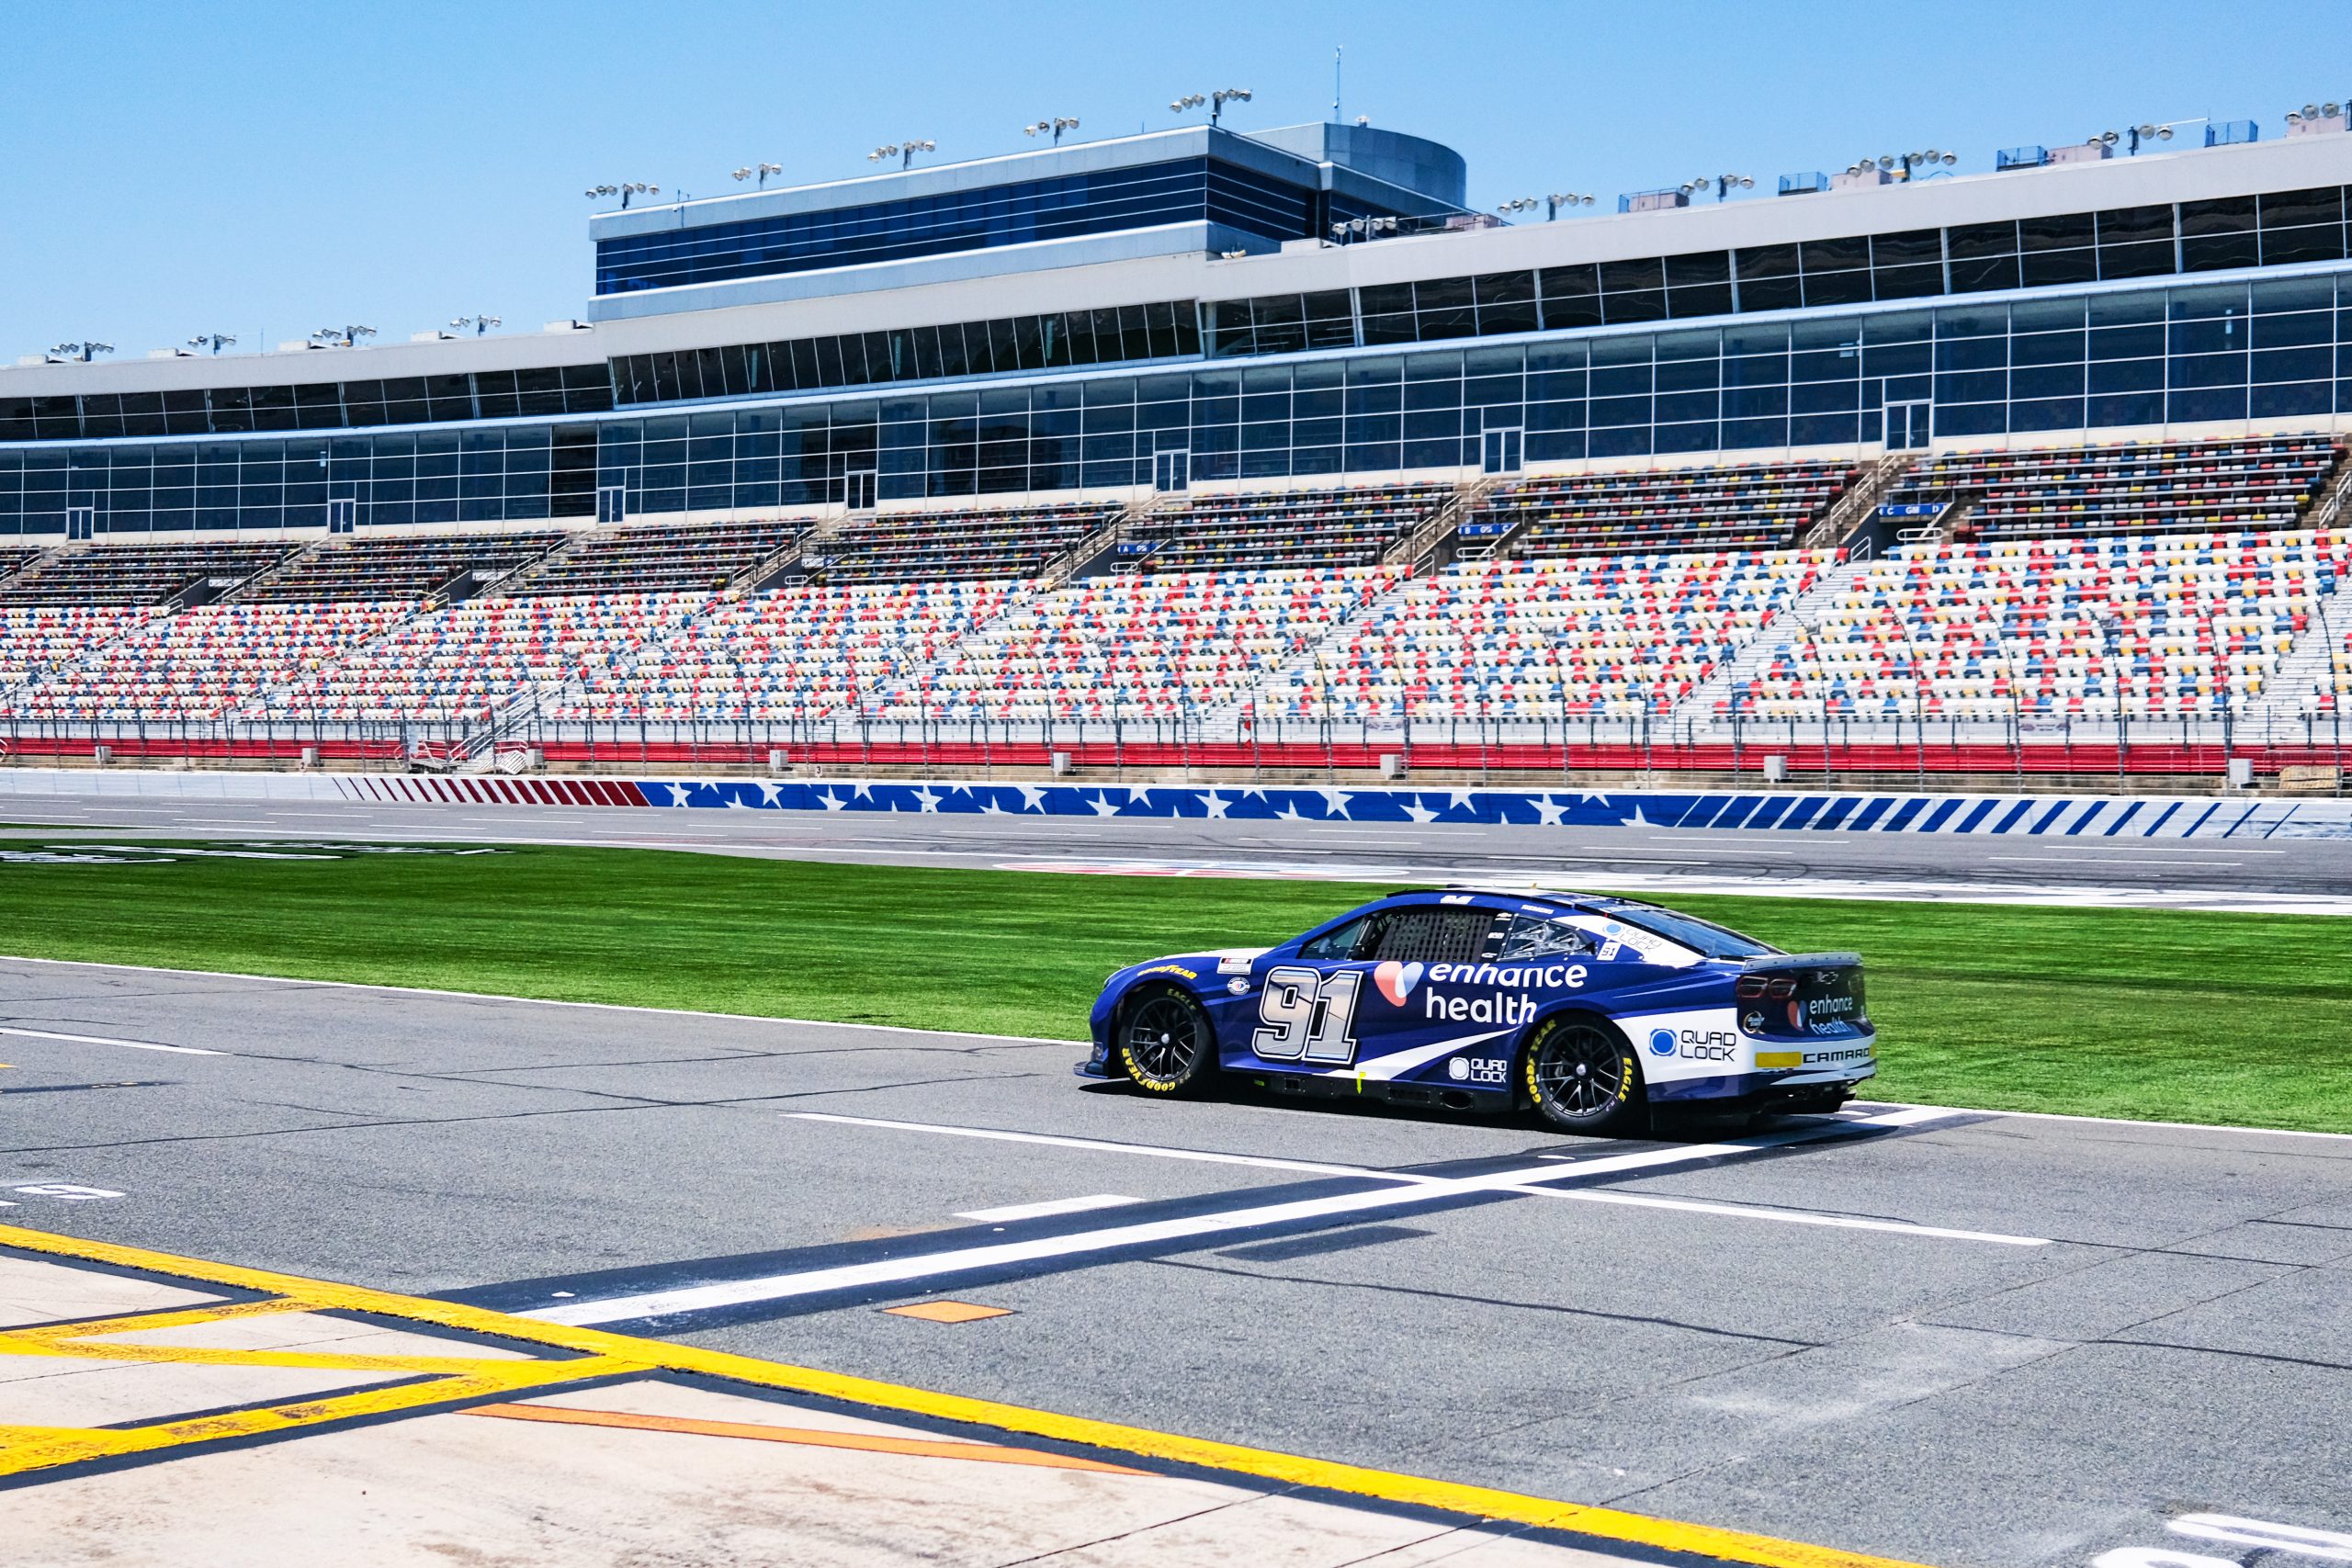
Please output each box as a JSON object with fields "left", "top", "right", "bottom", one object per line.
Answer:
{"left": 1740, "top": 951, "right": 1862, "bottom": 971}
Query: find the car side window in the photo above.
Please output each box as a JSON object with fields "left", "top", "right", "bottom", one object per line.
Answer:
{"left": 1369, "top": 907, "right": 1506, "bottom": 964}
{"left": 1298, "top": 915, "right": 1372, "bottom": 962}
{"left": 1499, "top": 915, "right": 1596, "bottom": 961}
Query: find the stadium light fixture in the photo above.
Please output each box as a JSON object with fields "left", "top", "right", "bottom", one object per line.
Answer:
{"left": 1170, "top": 89, "right": 1251, "bottom": 127}
{"left": 1679, "top": 173, "right": 1756, "bottom": 201}
{"left": 729, "top": 162, "right": 785, "bottom": 188}
{"left": 584, "top": 182, "right": 658, "bottom": 209}
{"left": 1024, "top": 117, "right": 1080, "bottom": 146}
{"left": 48, "top": 341, "right": 114, "bottom": 363}
{"left": 870, "top": 141, "right": 935, "bottom": 170}
{"left": 308, "top": 326, "right": 376, "bottom": 349}
{"left": 1495, "top": 197, "right": 1539, "bottom": 218}
{"left": 1872, "top": 150, "right": 1957, "bottom": 181}
{"left": 2090, "top": 122, "right": 2187, "bottom": 154}
{"left": 2283, "top": 102, "right": 2344, "bottom": 126}
{"left": 450, "top": 315, "right": 502, "bottom": 337}
{"left": 186, "top": 333, "right": 236, "bottom": 356}
{"left": 1545, "top": 192, "right": 1596, "bottom": 219}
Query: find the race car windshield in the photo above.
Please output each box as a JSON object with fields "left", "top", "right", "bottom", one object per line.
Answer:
{"left": 1609, "top": 908, "right": 1781, "bottom": 959}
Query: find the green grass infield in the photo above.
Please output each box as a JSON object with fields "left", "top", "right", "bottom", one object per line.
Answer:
{"left": 0, "top": 837, "right": 2343, "bottom": 1134}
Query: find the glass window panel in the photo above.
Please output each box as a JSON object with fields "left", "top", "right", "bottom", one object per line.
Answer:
{"left": 1736, "top": 272, "right": 1803, "bottom": 311}
{"left": 1796, "top": 271, "right": 1871, "bottom": 308}
{"left": 2182, "top": 231, "right": 2260, "bottom": 272}
{"left": 1598, "top": 256, "right": 1664, "bottom": 293}
{"left": 2010, "top": 363, "right": 2086, "bottom": 399}
{"left": 1602, "top": 290, "right": 1667, "bottom": 323}
{"left": 1801, "top": 234, "right": 1871, "bottom": 273}
{"left": 1538, "top": 265, "right": 1601, "bottom": 330}
{"left": 1654, "top": 422, "right": 1718, "bottom": 454}
{"left": 1736, "top": 242, "right": 1801, "bottom": 278}
{"left": 1723, "top": 322, "right": 1791, "bottom": 354}
{"left": 2179, "top": 196, "right": 2257, "bottom": 236}
{"left": 2170, "top": 350, "right": 2247, "bottom": 388}
{"left": 2095, "top": 204, "right": 2172, "bottom": 246}
{"left": 1654, "top": 356, "right": 1718, "bottom": 392}
{"left": 2098, "top": 240, "right": 2176, "bottom": 279}
{"left": 1936, "top": 369, "right": 2007, "bottom": 403}
{"left": 1872, "top": 228, "right": 1942, "bottom": 266}
{"left": 1654, "top": 390, "right": 1717, "bottom": 423}
{"left": 1949, "top": 253, "right": 2021, "bottom": 293}
{"left": 1359, "top": 283, "right": 1416, "bottom": 318}
{"left": 1946, "top": 220, "right": 2018, "bottom": 260}
{"left": 1789, "top": 412, "right": 1860, "bottom": 445}
{"left": 1663, "top": 251, "right": 1731, "bottom": 287}
{"left": 2263, "top": 225, "right": 2346, "bottom": 265}
{"left": 1872, "top": 263, "right": 1943, "bottom": 300}
{"left": 2019, "top": 211, "right": 2096, "bottom": 251}
{"left": 1722, "top": 385, "right": 1788, "bottom": 418}
{"left": 2250, "top": 380, "right": 2332, "bottom": 417}
{"left": 1668, "top": 283, "right": 1734, "bottom": 318}
{"left": 2259, "top": 186, "right": 2344, "bottom": 228}
{"left": 2253, "top": 346, "right": 2332, "bottom": 383}
{"left": 2168, "top": 386, "right": 2246, "bottom": 422}
{"left": 1654, "top": 329, "right": 1719, "bottom": 362}
{"left": 1414, "top": 275, "right": 1475, "bottom": 311}
{"left": 2020, "top": 248, "right": 2098, "bottom": 288}
{"left": 2011, "top": 329, "right": 2086, "bottom": 367}
{"left": 2252, "top": 310, "right": 2334, "bottom": 348}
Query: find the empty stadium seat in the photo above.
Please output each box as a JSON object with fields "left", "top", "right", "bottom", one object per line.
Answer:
{"left": 1273, "top": 551, "right": 1829, "bottom": 721}
{"left": 1472, "top": 460, "right": 1858, "bottom": 557}
{"left": 1890, "top": 434, "right": 2343, "bottom": 543}
{"left": 1132, "top": 485, "right": 1452, "bottom": 573}
{"left": 0, "top": 540, "right": 299, "bottom": 607}
{"left": 1725, "top": 528, "right": 2350, "bottom": 721}
{"left": 818, "top": 503, "right": 1120, "bottom": 584}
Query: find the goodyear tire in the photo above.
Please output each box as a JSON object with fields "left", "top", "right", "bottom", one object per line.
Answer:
{"left": 1521, "top": 1014, "right": 1647, "bottom": 1135}
{"left": 1119, "top": 988, "right": 1215, "bottom": 1096}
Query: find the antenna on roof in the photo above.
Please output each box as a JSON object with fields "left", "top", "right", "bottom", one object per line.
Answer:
{"left": 1333, "top": 44, "right": 1342, "bottom": 122}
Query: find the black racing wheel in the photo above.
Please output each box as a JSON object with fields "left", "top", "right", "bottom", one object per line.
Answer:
{"left": 1119, "top": 989, "right": 1216, "bottom": 1095}
{"left": 1522, "top": 1014, "right": 1647, "bottom": 1135}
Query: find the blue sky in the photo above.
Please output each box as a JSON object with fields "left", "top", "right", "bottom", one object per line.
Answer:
{"left": 1, "top": 0, "right": 2327, "bottom": 361}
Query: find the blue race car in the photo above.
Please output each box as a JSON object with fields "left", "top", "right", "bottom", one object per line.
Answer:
{"left": 1079, "top": 886, "right": 1874, "bottom": 1134}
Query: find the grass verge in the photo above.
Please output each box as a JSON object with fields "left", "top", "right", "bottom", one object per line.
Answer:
{"left": 0, "top": 838, "right": 2344, "bottom": 1133}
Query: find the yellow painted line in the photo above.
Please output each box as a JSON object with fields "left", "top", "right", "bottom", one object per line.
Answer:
{"left": 464, "top": 1402, "right": 1145, "bottom": 1474}
{"left": 0, "top": 1359, "right": 641, "bottom": 1474}
{"left": 0, "top": 1223, "right": 1935, "bottom": 1568}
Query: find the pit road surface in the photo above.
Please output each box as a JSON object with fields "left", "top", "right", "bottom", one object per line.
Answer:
{"left": 2, "top": 955, "right": 2346, "bottom": 1568}
{"left": 7, "top": 789, "right": 2352, "bottom": 909}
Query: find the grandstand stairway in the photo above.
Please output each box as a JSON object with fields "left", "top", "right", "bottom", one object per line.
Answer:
{"left": 1806, "top": 453, "right": 1919, "bottom": 551}
{"left": 1673, "top": 555, "right": 1873, "bottom": 728}
{"left": 1394, "top": 477, "right": 1505, "bottom": 571}
{"left": 2241, "top": 584, "right": 2352, "bottom": 729}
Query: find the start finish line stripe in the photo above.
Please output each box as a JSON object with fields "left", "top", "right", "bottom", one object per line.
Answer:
{"left": 527, "top": 1109, "right": 2005, "bottom": 1327}
{"left": 0, "top": 1221, "right": 1940, "bottom": 1568}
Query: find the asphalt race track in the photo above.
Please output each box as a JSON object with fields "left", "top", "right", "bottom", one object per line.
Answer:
{"left": 8, "top": 787, "right": 2352, "bottom": 909}
{"left": 2, "top": 955, "right": 2346, "bottom": 1568}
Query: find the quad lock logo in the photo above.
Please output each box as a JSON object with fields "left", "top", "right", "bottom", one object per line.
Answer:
{"left": 1648, "top": 1027, "right": 1738, "bottom": 1063}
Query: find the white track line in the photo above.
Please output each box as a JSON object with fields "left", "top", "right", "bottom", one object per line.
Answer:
{"left": 0, "top": 1025, "right": 224, "bottom": 1056}
{"left": 1512, "top": 1187, "right": 2050, "bottom": 1246}
{"left": 526, "top": 1110, "right": 1968, "bottom": 1325}
{"left": 788, "top": 1111, "right": 1447, "bottom": 1183}
{"left": 3, "top": 954, "right": 2344, "bottom": 1146}
{"left": 955, "top": 1194, "right": 1143, "bottom": 1224}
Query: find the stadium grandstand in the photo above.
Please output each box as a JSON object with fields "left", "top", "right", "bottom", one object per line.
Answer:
{"left": 5, "top": 108, "right": 2352, "bottom": 779}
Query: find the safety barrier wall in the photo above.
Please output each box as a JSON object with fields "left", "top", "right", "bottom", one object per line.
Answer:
{"left": 3, "top": 765, "right": 2346, "bottom": 839}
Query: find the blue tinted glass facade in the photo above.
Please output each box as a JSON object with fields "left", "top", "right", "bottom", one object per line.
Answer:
{"left": 5, "top": 273, "right": 2348, "bottom": 536}
{"left": 595, "top": 157, "right": 1329, "bottom": 296}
